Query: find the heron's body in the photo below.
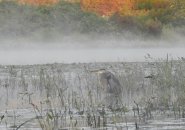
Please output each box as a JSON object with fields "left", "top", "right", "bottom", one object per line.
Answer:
{"left": 99, "top": 71, "right": 122, "bottom": 95}
{"left": 91, "top": 69, "right": 123, "bottom": 108}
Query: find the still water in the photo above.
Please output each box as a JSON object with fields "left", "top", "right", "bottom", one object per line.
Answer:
{"left": 0, "top": 48, "right": 185, "bottom": 65}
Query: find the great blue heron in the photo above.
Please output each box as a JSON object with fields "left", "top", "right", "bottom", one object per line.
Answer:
{"left": 90, "top": 69, "right": 123, "bottom": 108}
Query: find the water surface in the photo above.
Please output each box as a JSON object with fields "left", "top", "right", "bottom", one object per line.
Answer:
{"left": 0, "top": 48, "right": 185, "bottom": 65}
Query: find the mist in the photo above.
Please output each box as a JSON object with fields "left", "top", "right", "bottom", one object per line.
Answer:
{"left": 0, "top": 40, "right": 185, "bottom": 65}
{"left": 1, "top": 31, "right": 185, "bottom": 65}
{"left": 1, "top": 22, "right": 185, "bottom": 65}
{"left": 0, "top": 0, "right": 185, "bottom": 65}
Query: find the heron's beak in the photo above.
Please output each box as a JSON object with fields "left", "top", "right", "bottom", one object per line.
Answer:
{"left": 89, "top": 69, "right": 106, "bottom": 74}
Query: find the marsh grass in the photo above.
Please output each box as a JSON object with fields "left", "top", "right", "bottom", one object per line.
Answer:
{"left": 1, "top": 58, "right": 185, "bottom": 129}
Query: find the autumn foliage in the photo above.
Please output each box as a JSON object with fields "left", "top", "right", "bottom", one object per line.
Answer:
{"left": 81, "top": 0, "right": 172, "bottom": 16}
{"left": 80, "top": 0, "right": 126, "bottom": 16}
{"left": 17, "top": 0, "right": 172, "bottom": 15}
{"left": 18, "top": 0, "right": 59, "bottom": 6}
{"left": 0, "top": 0, "right": 184, "bottom": 39}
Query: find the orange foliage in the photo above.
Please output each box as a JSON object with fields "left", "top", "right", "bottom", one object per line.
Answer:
{"left": 18, "top": 0, "right": 59, "bottom": 6}
{"left": 17, "top": 0, "right": 171, "bottom": 16}
{"left": 80, "top": 0, "right": 154, "bottom": 16}
{"left": 117, "top": 0, "right": 147, "bottom": 16}
{"left": 81, "top": 0, "right": 128, "bottom": 16}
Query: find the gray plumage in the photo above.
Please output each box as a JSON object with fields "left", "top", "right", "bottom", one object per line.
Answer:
{"left": 99, "top": 70, "right": 122, "bottom": 95}
{"left": 90, "top": 69, "right": 123, "bottom": 108}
